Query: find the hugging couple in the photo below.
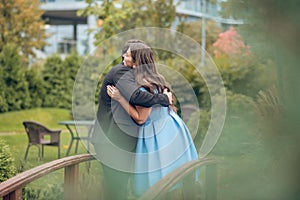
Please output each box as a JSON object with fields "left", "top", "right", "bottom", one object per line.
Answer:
{"left": 92, "top": 39, "right": 198, "bottom": 199}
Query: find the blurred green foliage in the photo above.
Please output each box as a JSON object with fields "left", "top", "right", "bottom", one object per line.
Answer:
{"left": 2, "top": 0, "right": 300, "bottom": 198}
{"left": 177, "top": 19, "right": 222, "bottom": 54}
{"left": 0, "top": 50, "right": 84, "bottom": 113}
{"left": 0, "top": 44, "right": 31, "bottom": 112}
{"left": 0, "top": 0, "right": 47, "bottom": 58}
{"left": 0, "top": 138, "right": 17, "bottom": 182}
{"left": 79, "top": 0, "right": 176, "bottom": 44}
{"left": 0, "top": 108, "right": 71, "bottom": 132}
{"left": 42, "top": 52, "right": 82, "bottom": 109}
{"left": 212, "top": 0, "right": 300, "bottom": 199}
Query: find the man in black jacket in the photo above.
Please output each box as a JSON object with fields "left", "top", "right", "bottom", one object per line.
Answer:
{"left": 92, "top": 40, "right": 171, "bottom": 199}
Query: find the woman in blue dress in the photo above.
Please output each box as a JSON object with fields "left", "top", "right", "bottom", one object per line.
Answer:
{"left": 107, "top": 42, "right": 198, "bottom": 197}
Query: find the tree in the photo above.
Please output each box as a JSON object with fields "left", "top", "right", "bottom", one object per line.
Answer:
{"left": 42, "top": 53, "right": 81, "bottom": 109}
{"left": 211, "top": 26, "right": 272, "bottom": 97}
{"left": 79, "top": 0, "right": 176, "bottom": 44}
{"left": 176, "top": 19, "right": 222, "bottom": 53}
{"left": 25, "top": 67, "right": 46, "bottom": 108}
{"left": 0, "top": 43, "right": 31, "bottom": 112}
{"left": 212, "top": 26, "right": 250, "bottom": 58}
{"left": 215, "top": 1, "right": 300, "bottom": 199}
{"left": 42, "top": 55, "right": 66, "bottom": 108}
{"left": 0, "top": 64, "right": 8, "bottom": 112}
{"left": 0, "top": 0, "right": 47, "bottom": 58}
{"left": 140, "top": 0, "right": 176, "bottom": 28}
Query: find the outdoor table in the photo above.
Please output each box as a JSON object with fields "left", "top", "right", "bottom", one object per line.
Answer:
{"left": 59, "top": 120, "right": 94, "bottom": 156}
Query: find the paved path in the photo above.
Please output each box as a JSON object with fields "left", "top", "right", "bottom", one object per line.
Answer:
{"left": 0, "top": 131, "right": 24, "bottom": 136}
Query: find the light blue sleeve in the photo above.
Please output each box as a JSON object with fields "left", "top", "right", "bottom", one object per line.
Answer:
{"left": 139, "top": 87, "right": 158, "bottom": 94}
{"left": 139, "top": 87, "right": 147, "bottom": 92}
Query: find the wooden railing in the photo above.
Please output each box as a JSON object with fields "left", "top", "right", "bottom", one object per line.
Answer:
{"left": 0, "top": 154, "right": 95, "bottom": 200}
{"left": 0, "top": 155, "right": 218, "bottom": 200}
{"left": 139, "top": 158, "right": 219, "bottom": 200}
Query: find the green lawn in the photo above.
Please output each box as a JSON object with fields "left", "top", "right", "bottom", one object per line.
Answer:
{"left": 0, "top": 107, "right": 83, "bottom": 169}
{"left": 0, "top": 107, "right": 72, "bottom": 133}
{"left": 0, "top": 133, "right": 88, "bottom": 167}
{"left": 0, "top": 108, "right": 103, "bottom": 199}
{"left": 1, "top": 132, "right": 103, "bottom": 199}
{"left": 0, "top": 108, "right": 248, "bottom": 200}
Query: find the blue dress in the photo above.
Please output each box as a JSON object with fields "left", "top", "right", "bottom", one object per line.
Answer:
{"left": 133, "top": 90, "right": 199, "bottom": 196}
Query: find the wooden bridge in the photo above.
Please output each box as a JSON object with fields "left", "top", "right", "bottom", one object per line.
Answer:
{"left": 0, "top": 154, "right": 218, "bottom": 200}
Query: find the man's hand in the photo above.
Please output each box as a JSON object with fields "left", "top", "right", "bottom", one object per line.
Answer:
{"left": 163, "top": 88, "right": 173, "bottom": 105}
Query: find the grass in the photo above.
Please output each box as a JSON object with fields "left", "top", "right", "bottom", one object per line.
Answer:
{"left": 0, "top": 133, "right": 87, "bottom": 167}
{"left": 0, "top": 107, "right": 79, "bottom": 169}
{"left": 1, "top": 133, "right": 103, "bottom": 199}
{"left": 1, "top": 108, "right": 255, "bottom": 199}
{"left": 0, "top": 107, "right": 208, "bottom": 199}
{"left": 0, "top": 108, "right": 103, "bottom": 199}
{"left": 0, "top": 107, "right": 97, "bottom": 168}
{"left": 0, "top": 107, "right": 72, "bottom": 133}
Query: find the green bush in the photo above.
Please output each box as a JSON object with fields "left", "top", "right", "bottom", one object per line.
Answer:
{"left": 0, "top": 138, "right": 17, "bottom": 182}
{"left": 25, "top": 67, "right": 46, "bottom": 108}
{"left": 0, "top": 48, "right": 87, "bottom": 113}
{"left": 0, "top": 44, "right": 31, "bottom": 112}
{"left": 72, "top": 55, "right": 101, "bottom": 120}
{"left": 22, "top": 184, "right": 64, "bottom": 200}
{"left": 211, "top": 91, "right": 259, "bottom": 156}
{"left": 42, "top": 54, "right": 66, "bottom": 108}
{"left": 188, "top": 91, "right": 260, "bottom": 157}
{"left": 42, "top": 53, "right": 82, "bottom": 109}
{"left": 187, "top": 109, "right": 210, "bottom": 152}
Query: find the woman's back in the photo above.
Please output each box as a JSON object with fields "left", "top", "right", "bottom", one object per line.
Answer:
{"left": 134, "top": 104, "right": 198, "bottom": 196}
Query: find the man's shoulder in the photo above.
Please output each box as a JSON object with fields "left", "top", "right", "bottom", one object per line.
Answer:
{"left": 110, "top": 63, "right": 129, "bottom": 72}
{"left": 111, "top": 64, "right": 133, "bottom": 77}
{"left": 113, "top": 63, "right": 124, "bottom": 68}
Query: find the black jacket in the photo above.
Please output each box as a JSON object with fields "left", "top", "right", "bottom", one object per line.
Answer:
{"left": 92, "top": 64, "right": 169, "bottom": 152}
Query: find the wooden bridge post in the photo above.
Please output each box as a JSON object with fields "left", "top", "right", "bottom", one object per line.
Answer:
{"left": 64, "top": 164, "right": 79, "bottom": 200}
{"left": 206, "top": 163, "right": 217, "bottom": 200}
{"left": 0, "top": 154, "right": 95, "bottom": 200}
{"left": 3, "top": 188, "right": 22, "bottom": 200}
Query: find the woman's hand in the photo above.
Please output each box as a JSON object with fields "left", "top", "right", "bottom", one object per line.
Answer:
{"left": 107, "top": 85, "right": 122, "bottom": 101}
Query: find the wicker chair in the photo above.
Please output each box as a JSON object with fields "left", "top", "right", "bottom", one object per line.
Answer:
{"left": 23, "top": 121, "right": 61, "bottom": 160}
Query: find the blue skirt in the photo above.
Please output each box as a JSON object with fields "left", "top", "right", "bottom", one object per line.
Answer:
{"left": 134, "top": 106, "right": 199, "bottom": 196}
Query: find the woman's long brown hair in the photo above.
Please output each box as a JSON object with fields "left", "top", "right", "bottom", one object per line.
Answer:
{"left": 128, "top": 42, "right": 176, "bottom": 111}
{"left": 129, "top": 42, "right": 169, "bottom": 93}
